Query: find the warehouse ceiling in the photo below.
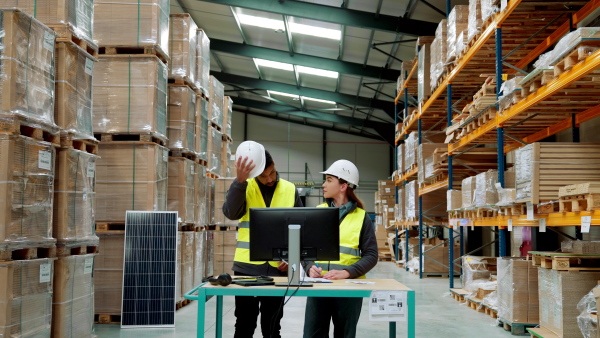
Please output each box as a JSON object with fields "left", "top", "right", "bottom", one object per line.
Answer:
{"left": 171, "top": 0, "right": 453, "bottom": 144}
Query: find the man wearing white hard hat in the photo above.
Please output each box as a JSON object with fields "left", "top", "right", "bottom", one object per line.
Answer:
{"left": 223, "top": 141, "right": 303, "bottom": 338}
{"left": 302, "top": 159, "right": 378, "bottom": 338}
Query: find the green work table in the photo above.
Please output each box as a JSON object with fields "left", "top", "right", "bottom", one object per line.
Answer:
{"left": 184, "top": 278, "right": 416, "bottom": 338}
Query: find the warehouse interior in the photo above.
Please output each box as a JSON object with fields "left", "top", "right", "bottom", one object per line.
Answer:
{"left": 1, "top": 0, "right": 600, "bottom": 337}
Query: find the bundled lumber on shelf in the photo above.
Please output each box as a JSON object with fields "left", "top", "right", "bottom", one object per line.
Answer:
{"left": 515, "top": 143, "right": 600, "bottom": 205}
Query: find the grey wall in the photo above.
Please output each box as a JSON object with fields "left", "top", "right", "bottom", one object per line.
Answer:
{"left": 231, "top": 111, "right": 392, "bottom": 213}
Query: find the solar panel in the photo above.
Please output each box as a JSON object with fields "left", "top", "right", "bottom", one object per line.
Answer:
{"left": 121, "top": 211, "right": 178, "bottom": 328}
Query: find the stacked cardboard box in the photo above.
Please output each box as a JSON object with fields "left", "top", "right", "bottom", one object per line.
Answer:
{"left": 220, "top": 139, "right": 232, "bottom": 177}
{"left": 223, "top": 96, "right": 233, "bottom": 140}
{"left": 54, "top": 40, "right": 96, "bottom": 140}
{"left": 195, "top": 29, "right": 210, "bottom": 96}
{"left": 179, "top": 231, "right": 194, "bottom": 301}
{"left": 0, "top": 258, "right": 54, "bottom": 336}
{"left": 467, "top": 0, "right": 483, "bottom": 41}
{"left": 206, "top": 177, "right": 216, "bottom": 225}
{"left": 167, "top": 85, "right": 196, "bottom": 153}
{"left": 0, "top": 135, "right": 55, "bottom": 248}
{"left": 497, "top": 258, "right": 538, "bottom": 324}
{"left": 446, "top": 5, "right": 469, "bottom": 62}
{"left": 430, "top": 19, "right": 447, "bottom": 92}
{"left": 405, "top": 180, "right": 447, "bottom": 220}
{"left": 417, "top": 143, "right": 445, "bottom": 183}
{"left": 94, "top": 232, "right": 124, "bottom": 315}
{"left": 169, "top": 13, "right": 197, "bottom": 85}
{"left": 193, "top": 231, "right": 206, "bottom": 286}
{"left": 194, "top": 163, "right": 208, "bottom": 226}
{"left": 195, "top": 95, "right": 209, "bottom": 163}
{"left": 95, "top": 142, "right": 168, "bottom": 222}
{"left": 53, "top": 148, "right": 99, "bottom": 243}
{"left": 417, "top": 36, "right": 434, "bottom": 103}
{"left": 92, "top": 55, "right": 168, "bottom": 139}
{"left": 538, "top": 268, "right": 600, "bottom": 337}
{"left": 206, "top": 125, "right": 223, "bottom": 176}
{"left": 93, "top": 0, "right": 169, "bottom": 58}
{"left": 167, "top": 157, "right": 196, "bottom": 224}
{"left": 0, "top": 10, "right": 57, "bottom": 130}
{"left": 421, "top": 238, "right": 460, "bottom": 274}
{"left": 52, "top": 254, "right": 96, "bottom": 337}
{"left": 214, "top": 178, "right": 236, "bottom": 226}
{"left": 213, "top": 231, "right": 236, "bottom": 276}
{"left": 378, "top": 180, "right": 396, "bottom": 231}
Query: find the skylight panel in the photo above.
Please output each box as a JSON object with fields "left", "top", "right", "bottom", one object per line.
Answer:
{"left": 237, "top": 14, "right": 284, "bottom": 30}
{"left": 296, "top": 65, "right": 339, "bottom": 78}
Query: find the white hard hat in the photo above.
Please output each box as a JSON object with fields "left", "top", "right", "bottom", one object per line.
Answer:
{"left": 320, "top": 160, "right": 359, "bottom": 188}
{"left": 235, "top": 141, "right": 266, "bottom": 178}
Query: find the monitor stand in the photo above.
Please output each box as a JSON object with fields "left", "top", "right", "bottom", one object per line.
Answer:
{"left": 275, "top": 224, "right": 313, "bottom": 287}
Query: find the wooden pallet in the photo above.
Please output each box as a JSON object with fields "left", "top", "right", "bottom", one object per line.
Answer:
{"left": 499, "top": 204, "right": 524, "bottom": 216}
{"left": 465, "top": 296, "right": 485, "bottom": 313}
{"left": 527, "top": 327, "right": 561, "bottom": 338}
{"left": 176, "top": 299, "right": 193, "bottom": 310}
{"left": 531, "top": 251, "right": 600, "bottom": 271}
{"left": 94, "top": 133, "right": 167, "bottom": 147}
{"left": 498, "top": 317, "right": 538, "bottom": 336}
{"left": 449, "top": 288, "right": 469, "bottom": 303}
{"left": 483, "top": 305, "right": 498, "bottom": 319}
{"left": 378, "top": 252, "right": 393, "bottom": 262}
{"left": 59, "top": 133, "right": 99, "bottom": 155}
{"left": 206, "top": 172, "right": 220, "bottom": 179}
{"left": 209, "top": 121, "right": 223, "bottom": 132}
{"left": 98, "top": 45, "right": 170, "bottom": 65}
{"left": 476, "top": 208, "right": 498, "bottom": 218}
{"left": 558, "top": 182, "right": 600, "bottom": 198}
{"left": 47, "top": 23, "right": 98, "bottom": 57}
{"left": 0, "top": 244, "right": 57, "bottom": 261}
{"left": 96, "top": 222, "right": 126, "bottom": 233}
{"left": 168, "top": 77, "right": 198, "bottom": 91}
{"left": 521, "top": 70, "right": 554, "bottom": 97}
{"left": 56, "top": 243, "right": 99, "bottom": 257}
{"left": 205, "top": 225, "right": 238, "bottom": 231}
{"left": 94, "top": 314, "right": 121, "bottom": 324}
{"left": 553, "top": 43, "right": 600, "bottom": 78}
{"left": 179, "top": 223, "right": 198, "bottom": 232}
{"left": 0, "top": 115, "right": 60, "bottom": 146}
{"left": 559, "top": 193, "right": 600, "bottom": 212}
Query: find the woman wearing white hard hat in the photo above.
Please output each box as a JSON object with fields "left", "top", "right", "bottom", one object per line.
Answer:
{"left": 222, "top": 141, "right": 304, "bottom": 338}
{"left": 303, "top": 159, "right": 378, "bottom": 338}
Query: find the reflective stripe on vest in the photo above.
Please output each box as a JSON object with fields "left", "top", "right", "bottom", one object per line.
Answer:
{"left": 234, "top": 178, "right": 296, "bottom": 266}
{"left": 315, "top": 202, "right": 367, "bottom": 279}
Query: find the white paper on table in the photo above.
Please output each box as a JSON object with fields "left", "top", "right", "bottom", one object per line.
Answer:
{"left": 369, "top": 290, "right": 407, "bottom": 322}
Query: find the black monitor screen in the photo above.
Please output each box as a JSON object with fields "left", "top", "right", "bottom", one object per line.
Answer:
{"left": 249, "top": 207, "right": 340, "bottom": 262}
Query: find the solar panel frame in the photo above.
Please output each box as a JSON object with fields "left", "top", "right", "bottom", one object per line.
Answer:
{"left": 121, "top": 211, "right": 178, "bottom": 328}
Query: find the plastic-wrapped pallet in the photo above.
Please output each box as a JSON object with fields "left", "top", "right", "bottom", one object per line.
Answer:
{"left": 193, "top": 231, "right": 206, "bottom": 287}
{"left": 429, "top": 20, "right": 447, "bottom": 93}
{"left": 195, "top": 29, "right": 210, "bottom": 97}
{"left": 167, "top": 157, "right": 196, "bottom": 224}
{"left": 0, "top": 135, "right": 55, "bottom": 248}
{"left": 577, "top": 286, "right": 599, "bottom": 338}
{"left": 547, "top": 28, "right": 600, "bottom": 67}
{"left": 54, "top": 41, "right": 95, "bottom": 140}
{"left": 0, "top": 258, "right": 54, "bottom": 337}
{"left": 52, "top": 254, "right": 96, "bottom": 337}
{"left": 538, "top": 268, "right": 600, "bottom": 338}
{"left": 196, "top": 95, "right": 209, "bottom": 162}
{"left": 474, "top": 169, "right": 498, "bottom": 207}
{"left": 214, "top": 178, "right": 237, "bottom": 226}
{"left": 204, "top": 230, "right": 214, "bottom": 277}
{"left": 481, "top": 0, "right": 498, "bottom": 23}
{"left": 405, "top": 180, "right": 417, "bottom": 220}
{"left": 498, "top": 76, "right": 524, "bottom": 111}
{"left": 447, "top": 189, "right": 462, "bottom": 211}
{"left": 95, "top": 143, "right": 168, "bottom": 222}
{"left": 0, "top": 0, "right": 95, "bottom": 48}
{"left": 446, "top": 5, "right": 469, "bottom": 63}
{"left": 223, "top": 96, "right": 233, "bottom": 140}
{"left": 397, "top": 60, "right": 413, "bottom": 92}
{"left": 213, "top": 231, "right": 236, "bottom": 275}
{"left": 220, "top": 140, "right": 232, "bottom": 178}
{"left": 468, "top": 0, "right": 482, "bottom": 41}
{"left": 397, "top": 144, "right": 404, "bottom": 173}
{"left": 417, "top": 37, "right": 433, "bottom": 103}
{"left": 93, "top": 0, "right": 169, "bottom": 58}
{"left": 462, "top": 256, "right": 495, "bottom": 293}
{"left": 0, "top": 10, "right": 57, "bottom": 130}
{"left": 167, "top": 85, "right": 196, "bottom": 153}
{"left": 403, "top": 132, "right": 418, "bottom": 172}
{"left": 206, "top": 177, "right": 215, "bottom": 225}
{"left": 454, "top": 30, "right": 469, "bottom": 59}
{"left": 461, "top": 176, "right": 476, "bottom": 208}
{"left": 496, "top": 258, "right": 539, "bottom": 324}
{"left": 417, "top": 143, "right": 445, "bottom": 184}
{"left": 180, "top": 231, "right": 194, "bottom": 300}
{"left": 206, "top": 126, "right": 223, "bottom": 176}
{"left": 94, "top": 232, "right": 123, "bottom": 315}
{"left": 169, "top": 13, "right": 198, "bottom": 85}
{"left": 208, "top": 76, "right": 225, "bottom": 129}
{"left": 53, "top": 148, "right": 99, "bottom": 243}
{"left": 93, "top": 55, "right": 168, "bottom": 139}
{"left": 395, "top": 188, "right": 404, "bottom": 223}
{"left": 194, "top": 163, "right": 208, "bottom": 226}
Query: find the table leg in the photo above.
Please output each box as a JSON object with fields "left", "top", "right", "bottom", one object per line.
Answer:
{"left": 197, "top": 289, "right": 206, "bottom": 338}
{"left": 389, "top": 322, "right": 396, "bottom": 337}
{"left": 215, "top": 295, "right": 223, "bottom": 338}
{"left": 407, "top": 291, "right": 415, "bottom": 338}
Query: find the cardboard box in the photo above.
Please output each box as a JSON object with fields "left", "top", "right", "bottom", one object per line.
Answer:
{"left": 208, "top": 76, "right": 224, "bottom": 128}
{"left": 167, "top": 157, "right": 196, "bottom": 224}
{"left": 497, "top": 258, "right": 538, "bottom": 323}
{"left": 169, "top": 13, "right": 197, "bottom": 84}
{"left": 195, "top": 29, "right": 210, "bottom": 96}
{"left": 461, "top": 176, "right": 476, "bottom": 208}
{"left": 538, "top": 269, "right": 600, "bottom": 337}
{"left": 194, "top": 163, "right": 208, "bottom": 226}
{"left": 180, "top": 231, "right": 194, "bottom": 300}
{"left": 54, "top": 40, "right": 95, "bottom": 140}
{"left": 167, "top": 85, "right": 196, "bottom": 153}
{"left": 193, "top": 231, "right": 206, "bottom": 286}
{"left": 206, "top": 125, "right": 223, "bottom": 176}
{"left": 417, "top": 38, "right": 432, "bottom": 102}
{"left": 447, "top": 189, "right": 462, "bottom": 211}
{"left": 213, "top": 231, "right": 236, "bottom": 275}
{"left": 93, "top": 55, "right": 168, "bottom": 138}
{"left": 220, "top": 139, "right": 232, "bottom": 178}
{"left": 223, "top": 96, "right": 233, "bottom": 139}
{"left": 95, "top": 142, "right": 168, "bottom": 222}
{"left": 94, "top": 233, "right": 123, "bottom": 312}
{"left": 446, "top": 5, "right": 469, "bottom": 62}
{"left": 93, "top": 0, "right": 169, "bottom": 57}
{"left": 0, "top": 135, "right": 55, "bottom": 246}
{"left": 53, "top": 148, "right": 98, "bottom": 242}
{"left": 214, "top": 178, "right": 236, "bottom": 226}
{"left": 378, "top": 180, "right": 395, "bottom": 196}
{"left": 195, "top": 95, "right": 209, "bottom": 162}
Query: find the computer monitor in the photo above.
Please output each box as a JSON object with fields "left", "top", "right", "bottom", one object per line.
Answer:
{"left": 249, "top": 207, "right": 340, "bottom": 286}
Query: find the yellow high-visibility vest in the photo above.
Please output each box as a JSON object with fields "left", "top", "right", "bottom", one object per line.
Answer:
{"left": 234, "top": 178, "right": 296, "bottom": 266}
{"left": 316, "top": 202, "right": 366, "bottom": 279}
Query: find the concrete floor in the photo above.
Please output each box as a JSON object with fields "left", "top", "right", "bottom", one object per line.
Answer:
{"left": 93, "top": 262, "right": 515, "bottom": 337}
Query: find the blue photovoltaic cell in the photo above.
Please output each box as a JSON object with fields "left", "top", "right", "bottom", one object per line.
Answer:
{"left": 121, "top": 211, "right": 178, "bottom": 327}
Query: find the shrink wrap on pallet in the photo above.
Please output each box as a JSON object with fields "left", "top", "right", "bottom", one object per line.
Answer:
{"left": 206, "top": 126, "right": 222, "bottom": 176}
{"left": 395, "top": 188, "right": 404, "bottom": 223}
{"left": 179, "top": 231, "right": 194, "bottom": 301}
{"left": 461, "top": 176, "right": 476, "bottom": 209}
{"left": 93, "top": 0, "right": 169, "bottom": 57}
{"left": 53, "top": 148, "right": 99, "bottom": 243}
{"left": 468, "top": 0, "right": 482, "bottom": 41}
{"left": 497, "top": 258, "right": 538, "bottom": 324}
{"left": 93, "top": 55, "right": 168, "bottom": 139}
{"left": 0, "top": 135, "right": 55, "bottom": 249}
{"left": 0, "top": 10, "right": 57, "bottom": 130}
{"left": 397, "top": 60, "right": 413, "bottom": 92}
{"left": 576, "top": 286, "right": 599, "bottom": 338}
{"left": 205, "top": 230, "right": 214, "bottom": 277}
{"left": 194, "top": 163, "right": 208, "bottom": 226}
{"left": 95, "top": 142, "right": 168, "bottom": 222}
{"left": 417, "top": 40, "right": 432, "bottom": 103}
{"left": 498, "top": 76, "right": 524, "bottom": 111}
{"left": 547, "top": 28, "right": 600, "bottom": 66}
{"left": 447, "top": 189, "right": 462, "bottom": 211}
{"left": 169, "top": 13, "right": 197, "bottom": 84}
{"left": 481, "top": 0, "right": 498, "bottom": 23}
{"left": 474, "top": 169, "right": 498, "bottom": 207}
{"left": 195, "top": 29, "right": 210, "bottom": 96}
{"left": 94, "top": 232, "right": 123, "bottom": 315}
{"left": 403, "top": 132, "right": 417, "bottom": 172}
{"left": 220, "top": 140, "right": 231, "bottom": 178}
{"left": 446, "top": 5, "right": 469, "bottom": 63}
{"left": 167, "top": 158, "right": 196, "bottom": 224}
{"left": 193, "top": 231, "right": 206, "bottom": 286}
{"left": 214, "top": 178, "right": 237, "bottom": 226}
{"left": 429, "top": 20, "right": 447, "bottom": 93}
{"left": 208, "top": 76, "right": 225, "bottom": 128}
{"left": 397, "top": 144, "right": 404, "bottom": 173}
{"left": 167, "top": 85, "right": 196, "bottom": 152}
{"left": 223, "top": 96, "right": 233, "bottom": 139}
{"left": 405, "top": 180, "right": 417, "bottom": 220}
{"left": 462, "top": 256, "right": 495, "bottom": 292}
{"left": 196, "top": 95, "right": 209, "bottom": 162}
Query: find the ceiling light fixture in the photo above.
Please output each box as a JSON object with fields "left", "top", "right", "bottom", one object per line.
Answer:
{"left": 236, "top": 14, "right": 341, "bottom": 40}
{"left": 302, "top": 96, "right": 337, "bottom": 105}
{"left": 237, "top": 13, "right": 284, "bottom": 30}
{"left": 254, "top": 59, "right": 294, "bottom": 71}
{"left": 296, "top": 65, "right": 339, "bottom": 78}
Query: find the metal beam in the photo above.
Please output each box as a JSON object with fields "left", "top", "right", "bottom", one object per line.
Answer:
{"left": 211, "top": 71, "right": 399, "bottom": 116}
{"left": 233, "top": 97, "right": 394, "bottom": 144}
{"left": 197, "top": 0, "right": 438, "bottom": 35}
{"left": 210, "top": 39, "right": 400, "bottom": 81}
